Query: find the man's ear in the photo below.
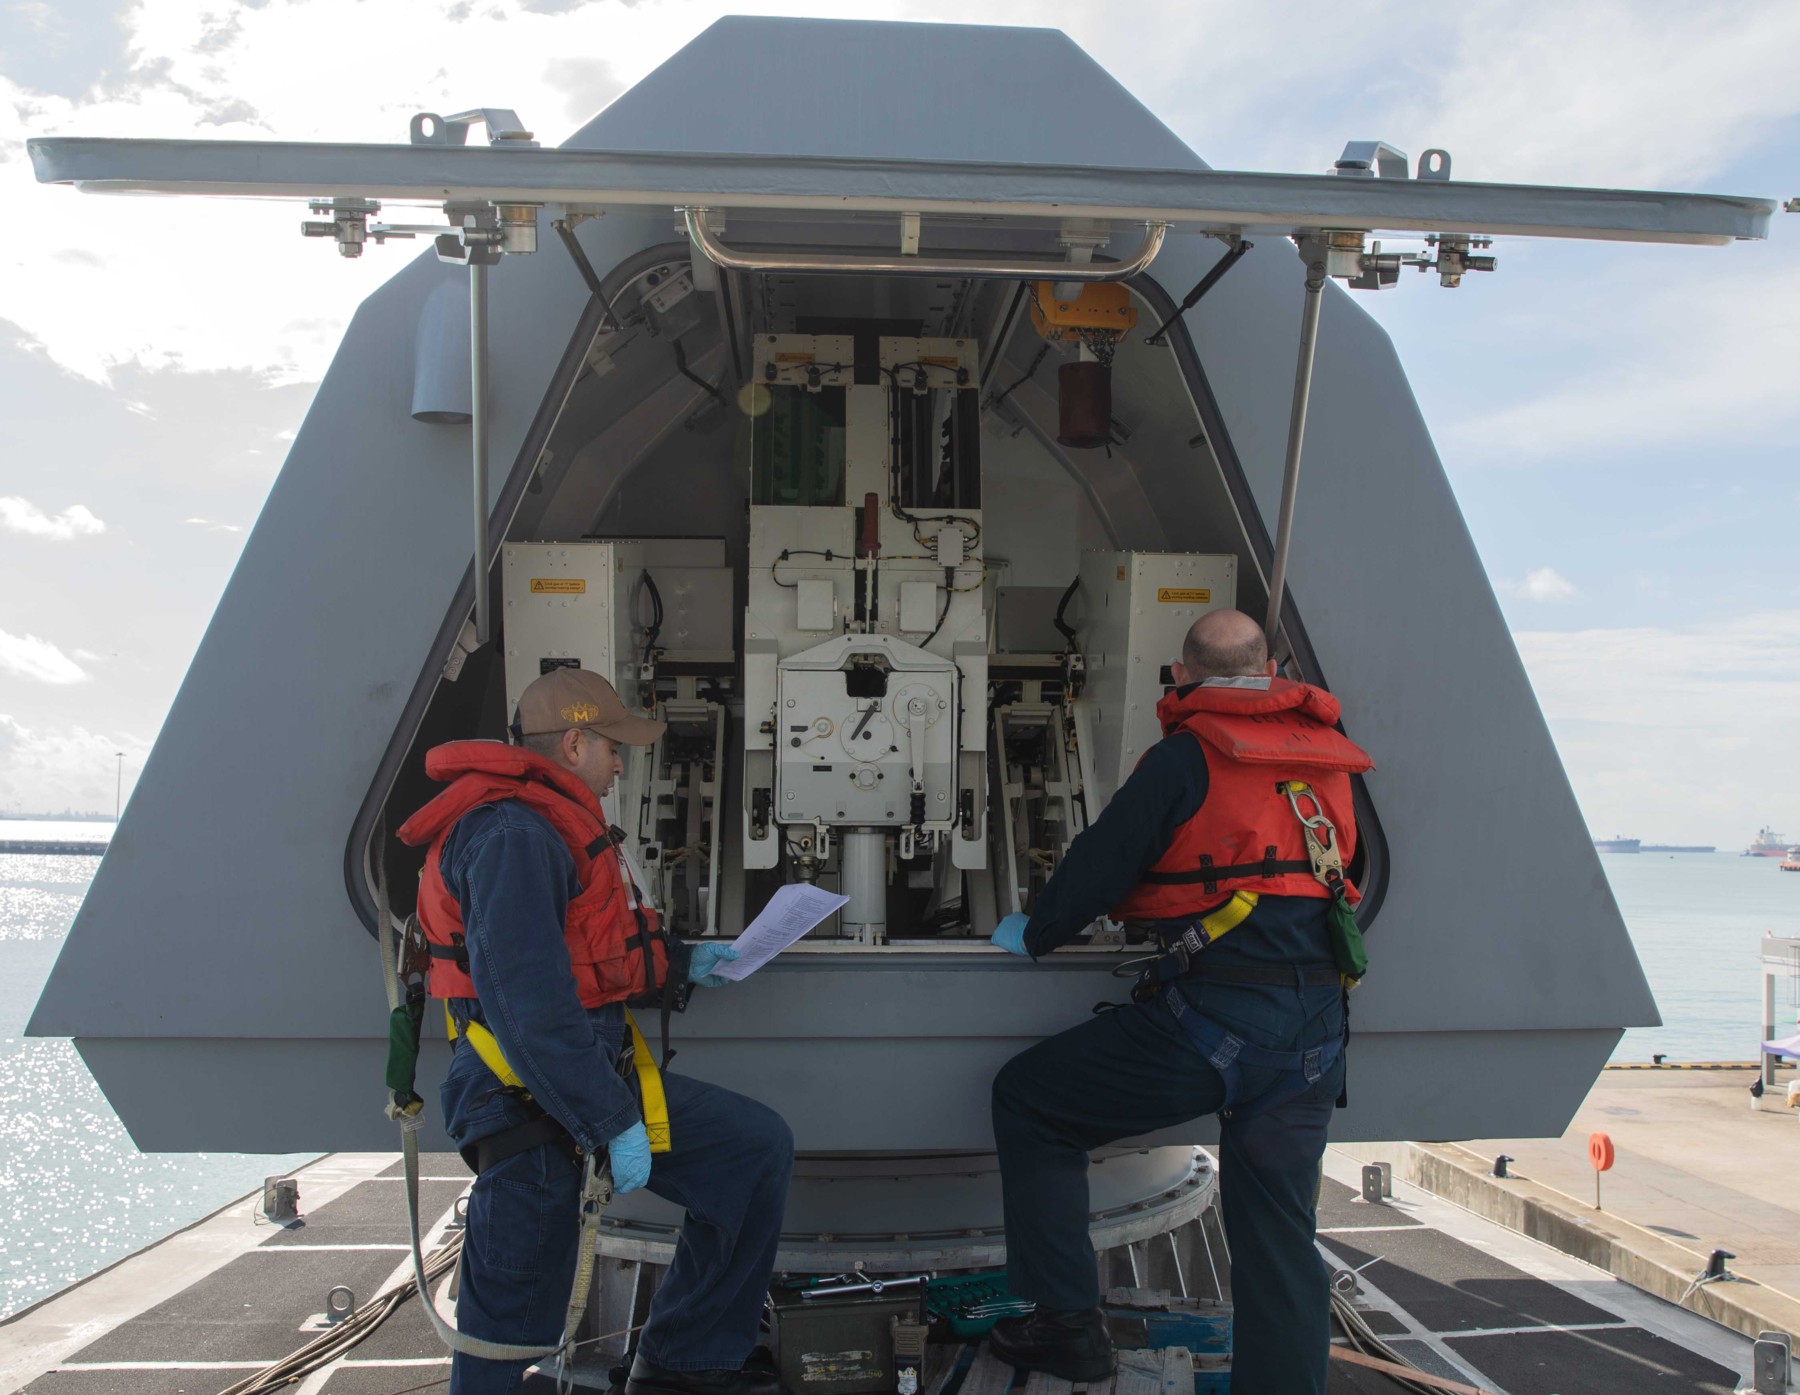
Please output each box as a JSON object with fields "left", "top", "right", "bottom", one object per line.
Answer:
{"left": 559, "top": 728, "right": 583, "bottom": 767}
{"left": 1170, "top": 661, "right": 1191, "bottom": 688}
{"left": 1264, "top": 658, "right": 1279, "bottom": 677}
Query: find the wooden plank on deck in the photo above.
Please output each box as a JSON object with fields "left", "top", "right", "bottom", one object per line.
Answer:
{"left": 921, "top": 1343, "right": 965, "bottom": 1395}
{"left": 1021, "top": 1368, "right": 1074, "bottom": 1395}
{"left": 959, "top": 1347, "right": 1019, "bottom": 1395}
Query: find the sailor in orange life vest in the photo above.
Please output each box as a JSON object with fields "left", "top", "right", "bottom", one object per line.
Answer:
{"left": 984, "top": 609, "right": 1372, "bottom": 1395}
{"left": 397, "top": 668, "right": 794, "bottom": 1395}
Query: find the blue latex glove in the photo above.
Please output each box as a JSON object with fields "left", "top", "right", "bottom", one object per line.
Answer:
{"left": 686, "top": 942, "right": 740, "bottom": 988}
{"left": 607, "top": 1120, "right": 652, "bottom": 1193}
{"left": 991, "top": 913, "right": 1031, "bottom": 957}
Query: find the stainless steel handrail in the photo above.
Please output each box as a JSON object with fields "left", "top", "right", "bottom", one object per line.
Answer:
{"left": 683, "top": 207, "right": 1167, "bottom": 279}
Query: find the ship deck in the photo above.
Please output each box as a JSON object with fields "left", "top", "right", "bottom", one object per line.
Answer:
{"left": 0, "top": 1148, "right": 1752, "bottom": 1395}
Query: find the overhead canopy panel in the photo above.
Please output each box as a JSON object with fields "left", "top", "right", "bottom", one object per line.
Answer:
{"left": 28, "top": 135, "right": 1773, "bottom": 247}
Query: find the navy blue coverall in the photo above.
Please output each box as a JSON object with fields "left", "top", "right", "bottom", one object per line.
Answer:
{"left": 438, "top": 800, "right": 794, "bottom": 1395}
{"left": 992, "top": 702, "right": 1345, "bottom": 1395}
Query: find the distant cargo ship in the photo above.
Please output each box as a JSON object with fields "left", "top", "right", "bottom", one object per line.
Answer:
{"left": 1746, "top": 827, "right": 1792, "bottom": 857}
{"left": 1593, "top": 837, "right": 1641, "bottom": 854}
{"left": 1640, "top": 844, "right": 1716, "bottom": 854}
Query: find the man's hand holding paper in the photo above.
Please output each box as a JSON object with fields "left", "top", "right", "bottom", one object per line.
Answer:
{"left": 704, "top": 883, "right": 849, "bottom": 981}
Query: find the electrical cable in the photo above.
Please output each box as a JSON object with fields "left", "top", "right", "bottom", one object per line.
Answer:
{"left": 214, "top": 1229, "right": 465, "bottom": 1395}
{"left": 920, "top": 569, "right": 955, "bottom": 647}
{"left": 986, "top": 339, "right": 1051, "bottom": 414}
{"left": 638, "top": 569, "right": 664, "bottom": 671}
{"left": 1052, "top": 577, "right": 1080, "bottom": 649}
{"left": 882, "top": 371, "right": 982, "bottom": 550}
{"left": 672, "top": 338, "right": 728, "bottom": 408}
{"left": 217, "top": 1211, "right": 652, "bottom": 1395}
{"left": 769, "top": 549, "right": 840, "bottom": 588}
{"left": 1328, "top": 1285, "right": 1474, "bottom": 1395}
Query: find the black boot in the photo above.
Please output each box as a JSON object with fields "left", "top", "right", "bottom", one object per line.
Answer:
{"left": 987, "top": 1307, "right": 1113, "bottom": 1383}
{"left": 624, "top": 1353, "right": 787, "bottom": 1395}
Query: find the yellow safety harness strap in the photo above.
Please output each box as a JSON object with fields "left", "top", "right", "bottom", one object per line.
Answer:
{"left": 1122, "top": 890, "right": 1260, "bottom": 1001}
{"left": 445, "top": 1007, "right": 525, "bottom": 1089}
{"left": 623, "top": 1012, "right": 672, "bottom": 1154}
{"left": 446, "top": 1004, "right": 671, "bottom": 1154}
{"left": 1202, "top": 889, "right": 1258, "bottom": 940}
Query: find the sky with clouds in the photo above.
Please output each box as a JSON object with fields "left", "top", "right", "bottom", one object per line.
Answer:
{"left": 0, "top": 0, "right": 1795, "bottom": 843}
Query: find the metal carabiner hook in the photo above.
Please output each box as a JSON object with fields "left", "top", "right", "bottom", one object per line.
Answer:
{"left": 1279, "top": 780, "right": 1329, "bottom": 827}
{"left": 1111, "top": 953, "right": 1161, "bottom": 980}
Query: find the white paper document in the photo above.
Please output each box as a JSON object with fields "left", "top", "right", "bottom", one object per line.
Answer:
{"left": 711, "top": 883, "right": 849, "bottom": 980}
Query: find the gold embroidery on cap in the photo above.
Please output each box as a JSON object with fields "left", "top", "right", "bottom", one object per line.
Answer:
{"left": 560, "top": 701, "right": 602, "bottom": 723}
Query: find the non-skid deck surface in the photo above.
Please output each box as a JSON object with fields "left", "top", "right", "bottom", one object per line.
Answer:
{"left": 16, "top": 1161, "right": 1744, "bottom": 1395}
{"left": 1315, "top": 1177, "right": 1741, "bottom": 1394}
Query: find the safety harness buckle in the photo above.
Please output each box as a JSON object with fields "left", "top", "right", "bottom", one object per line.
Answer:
{"left": 1126, "top": 893, "right": 1263, "bottom": 1002}
{"left": 1206, "top": 1032, "right": 1244, "bottom": 1073}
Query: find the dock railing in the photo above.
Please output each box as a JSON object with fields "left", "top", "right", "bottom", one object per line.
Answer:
{"left": 1760, "top": 935, "right": 1800, "bottom": 1088}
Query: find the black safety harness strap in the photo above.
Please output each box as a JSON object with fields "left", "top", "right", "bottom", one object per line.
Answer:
{"left": 427, "top": 940, "right": 468, "bottom": 968}
{"left": 1141, "top": 853, "right": 1314, "bottom": 887}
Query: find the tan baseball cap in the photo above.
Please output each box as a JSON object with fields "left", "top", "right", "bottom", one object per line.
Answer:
{"left": 514, "top": 668, "right": 666, "bottom": 747}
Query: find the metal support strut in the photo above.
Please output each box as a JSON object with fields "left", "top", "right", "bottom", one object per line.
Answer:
{"left": 1262, "top": 238, "right": 1327, "bottom": 650}
{"left": 1144, "top": 238, "right": 1252, "bottom": 345}
{"left": 469, "top": 259, "right": 492, "bottom": 646}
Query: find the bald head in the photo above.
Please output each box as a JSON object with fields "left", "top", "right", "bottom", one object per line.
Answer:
{"left": 1176, "top": 609, "right": 1271, "bottom": 683}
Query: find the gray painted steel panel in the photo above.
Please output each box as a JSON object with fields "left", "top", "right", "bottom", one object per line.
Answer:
{"left": 570, "top": 16, "right": 1206, "bottom": 169}
{"left": 72, "top": 1024, "right": 1618, "bottom": 1154}
{"left": 26, "top": 212, "right": 660, "bottom": 1040}
{"left": 26, "top": 17, "right": 1694, "bottom": 1160}
{"left": 1158, "top": 233, "right": 1659, "bottom": 1034}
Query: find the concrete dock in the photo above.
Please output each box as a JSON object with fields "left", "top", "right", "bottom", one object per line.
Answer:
{"left": 1349, "top": 1063, "right": 1800, "bottom": 1347}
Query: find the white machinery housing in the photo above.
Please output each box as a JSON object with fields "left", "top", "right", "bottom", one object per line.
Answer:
{"left": 740, "top": 334, "right": 989, "bottom": 941}
{"left": 499, "top": 341, "right": 1239, "bottom": 948}
{"left": 501, "top": 538, "right": 735, "bottom": 934}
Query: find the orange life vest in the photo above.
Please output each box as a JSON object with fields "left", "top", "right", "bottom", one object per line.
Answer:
{"left": 396, "top": 741, "right": 670, "bottom": 1007}
{"left": 1110, "top": 680, "right": 1374, "bottom": 924}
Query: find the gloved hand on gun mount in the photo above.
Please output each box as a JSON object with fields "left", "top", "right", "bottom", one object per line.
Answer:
{"left": 991, "top": 913, "right": 1031, "bottom": 957}
{"left": 607, "top": 1120, "right": 652, "bottom": 1193}
{"left": 686, "top": 942, "right": 741, "bottom": 988}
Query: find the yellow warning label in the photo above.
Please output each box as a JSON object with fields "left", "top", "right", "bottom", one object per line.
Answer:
{"left": 919, "top": 354, "right": 961, "bottom": 367}
{"left": 1157, "top": 587, "right": 1212, "bottom": 604}
{"left": 530, "top": 578, "right": 587, "bottom": 594}
{"left": 773, "top": 351, "right": 816, "bottom": 364}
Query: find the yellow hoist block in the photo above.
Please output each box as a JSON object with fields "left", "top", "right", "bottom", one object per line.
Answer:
{"left": 1030, "top": 280, "right": 1139, "bottom": 343}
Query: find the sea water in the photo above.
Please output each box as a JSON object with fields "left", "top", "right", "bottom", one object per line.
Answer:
{"left": 1607, "top": 850, "right": 1800, "bottom": 1062}
{"left": 0, "top": 825, "right": 310, "bottom": 1319}
{"left": 1, "top": 832, "right": 1795, "bottom": 1317}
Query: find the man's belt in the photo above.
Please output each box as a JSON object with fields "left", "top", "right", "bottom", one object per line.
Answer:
{"left": 461, "top": 1111, "right": 578, "bottom": 1176}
